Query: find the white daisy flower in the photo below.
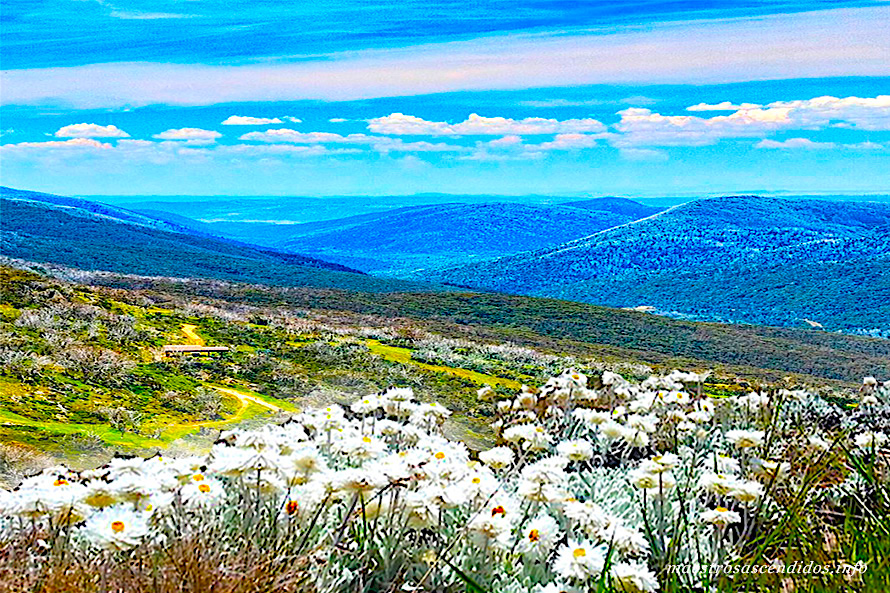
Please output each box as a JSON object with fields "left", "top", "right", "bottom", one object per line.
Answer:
{"left": 725, "top": 429, "right": 765, "bottom": 448}
{"left": 728, "top": 479, "right": 764, "bottom": 505}
{"left": 515, "top": 514, "right": 561, "bottom": 558}
{"left": 181, "top": 476, "right": 226, "bottom": 507}
{"left": 557, "top": 439, "right": 595, "bottom": 462}
{"left": 478, "top": 446, "right": 514, "bottom": 470}
{"left": 610, "top": 561, "right": 660, "bottom": 593}
{"left": 82, "top": 506, "right": 149, "bottom": 551}
{"left": 700, "top": 506, "right": 741, "bottom": 528}
{"left": 553, "top": 539, "right": 606, "bottom": 581}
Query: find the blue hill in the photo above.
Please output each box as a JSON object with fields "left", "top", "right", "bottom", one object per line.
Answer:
{"left": 425, "top": 196, "right": 890, "bottom": 334}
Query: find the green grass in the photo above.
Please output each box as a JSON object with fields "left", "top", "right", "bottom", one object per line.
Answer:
{"left": 0, "top": 381, "right": 295, "bottom": 450}
{"left": 1, "top": 263, "right": 883, "bottom": 465}
{"left": 0, "top": 408, "right": 163, "bottom": 448}
{"left": 364, "top": 339, "right": 522, "bottom": 389}
{"left": 79, "top": 270, "right": 890, "bottom": 385}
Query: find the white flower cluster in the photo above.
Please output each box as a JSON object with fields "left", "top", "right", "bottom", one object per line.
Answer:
{"left": 1, "top": 370, "right": 886, "bottom": 592}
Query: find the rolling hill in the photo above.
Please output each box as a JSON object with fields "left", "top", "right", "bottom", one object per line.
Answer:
{"left": 276, "top": 201, "right": 654, "bottom": 274}
{"left": 3, "top": 185, "right": 890, "bottom": 384}
{"left": 0, "top": 187, "right": 449, "bottom": 293}
{"left": 424, "top": 196, "right": 890, "bottom": 334}
{"left": 559, "top": 196, "right": 665, "bottom": 219}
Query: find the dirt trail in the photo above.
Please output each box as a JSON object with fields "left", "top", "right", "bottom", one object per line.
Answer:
{"left": 181, "top": 324, "right": 205, "bottom": 345}
{"left": 212, "top": 386, "right": 281, "bottom": 413}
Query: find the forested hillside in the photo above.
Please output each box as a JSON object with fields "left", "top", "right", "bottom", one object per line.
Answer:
{"left": 0, "top": 187, "right": 448, "bottom": 294}
{"left": 426, "top": 196, "right": 890, "bottom": 334}
{"left": 277, "top": 202, "right": 643, "bottom": 274}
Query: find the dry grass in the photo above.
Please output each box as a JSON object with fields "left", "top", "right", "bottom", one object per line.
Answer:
{"left": 0, "top": 524, "right": 317, "bottom": 593}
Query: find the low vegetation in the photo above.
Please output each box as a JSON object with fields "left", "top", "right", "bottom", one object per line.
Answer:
{"left": 1, "top": 368, "right": 887, "bottom": 592}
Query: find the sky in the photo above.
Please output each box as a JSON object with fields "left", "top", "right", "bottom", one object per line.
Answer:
{"left": 1, "top": 1, "right": 889, "bottom": 197}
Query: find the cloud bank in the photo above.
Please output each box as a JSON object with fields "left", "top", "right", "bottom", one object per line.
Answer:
{"left": 3, "top": 7, "right": 887, "bottom": 108}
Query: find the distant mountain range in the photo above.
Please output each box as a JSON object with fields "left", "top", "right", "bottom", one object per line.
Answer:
{"left": 559, "top": 197, "right": 664, "bottom": 219}
{"left": 0, "top": 187, "right": 447, "bottom": 293}
{"left": 275, "top": 199, "right": 663, "bottom": 274}
{"left": 5, "top": 187, "right": 889, "bottom": 336}
{"left": 421, "top": 196, "right": 890, "bottom": 334}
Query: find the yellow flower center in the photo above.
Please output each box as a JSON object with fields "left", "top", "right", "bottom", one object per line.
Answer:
{"left": 472, "top": 477, "right": 481, "bottom": 484}
{"left": 363, "top": 437, "right": 372, "bottom": 443}
{"left": 573, "top": 548, "right": 587, "bottom": 558}
{"left": 199, "top": 484, "right": 211, "bottom": 493}
{"left": 111, "top": 521, "right": 125, "bottom": 533}
{"left": 491, "top": 505, "right": 506, "bottom": 517}
{"left": 192, "top": 474, "right": 204, "bottom": 481}
{"left": 528, "top": 529, "right": 540, "bottom": 542}
{"left": 54, "top": 478, "right": 68, "bottom": 486}
{"left": 716, "top": 506, "right": 728, "bottom": 513}
{"left": 286, "top": 500, "right": 299, "bottom": 515}
{"left": 434, "top": 452, "right": 445, "bottom": 460}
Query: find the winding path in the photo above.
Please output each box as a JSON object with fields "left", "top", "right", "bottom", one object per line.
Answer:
{"left": 211, "top": 385, "right": 282, "bottom": 413}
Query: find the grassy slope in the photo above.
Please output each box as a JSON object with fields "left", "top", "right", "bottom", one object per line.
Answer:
{"left": 2, "top": 264, "right": 887, "bottom": 467}
{"left": 75, "top": 269, "right": 890, "bottom": 384}
{"left": 0, "top": 267, "right": 524, "bottom": 458}
{"left": 365, "top": 339, "right": 522, "bottom": 389}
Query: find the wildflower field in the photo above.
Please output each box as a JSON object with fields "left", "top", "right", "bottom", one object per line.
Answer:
{"left": 2, "top": 366, "right": 888, "bottom": 592}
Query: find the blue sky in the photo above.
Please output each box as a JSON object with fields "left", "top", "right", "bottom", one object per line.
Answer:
{"left": 1, "top": 1, "right": 888, "bottom": 196}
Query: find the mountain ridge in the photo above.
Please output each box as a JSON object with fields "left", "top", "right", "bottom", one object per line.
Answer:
{"left": 0, "top": 187, "right": 451, "bottom": 294}
{"left": 276, "top": 200, "right": 659, "bottom": 275}
{"left": 423, "top": 195, "right": 890, "bottom": 334}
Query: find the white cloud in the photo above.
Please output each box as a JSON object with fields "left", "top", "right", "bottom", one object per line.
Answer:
{"left": 4, "top": 7, "right": 887, "bottom": 108}
{"left": 54, "top": 123, "right": 129, "bottom": 138}
{"left": 754, "top": 137, "right": 885, "bottom": 150}
{"left": 519, "top": 99, "right": 607, "bottom": 108}
{"left": 537, "top": 133, "right": 600, "bottom": 150}
{"left": 486, "top": 135, "right": 523, "bottom": 148}
{"left": 613, "top": 95, "right": 890, "bottom": 146}
{"left": 221, "top": 116, "right": 284, "bottom": 126}
{"left": 367, "top": 113, "right": 606, "bottom": 136}
{"left": 283, "top": 117, "right": 302, "bottom": 123}
{"left": 369, "top": 138, "right": 466, "bottom": 153}
{"left": 328, "top": 118, "right": 349, "bottom": 123}
{"left": 458, "top": 149, "right": 545, "bottom": 162}
{"left": 755, "top": 138, "right": 836, "bottom": 150}
{"left": 613, "top": 106, "right": 795, "bottom": 147}
{"left": 687, "top": 101, "right": 762, "bottom": 111}
{"left": 220, "top": 144, "right": 343, "bottom": 157}
{"left": 767, "top": 95, "right": 890, "bottom": 130}
{"left": 366, "top": 114, "right": 453, "bottom": 135}
{"left": 2, "top": 138, "right": 111, "bottom": 152}
{"left": 240, "top": 130, "right": 375, "bottom": 144}
{"left": 152, "top": 128, "right": 222, "bottom": 143}
{"left": 845, "top": 141, "right": 885, "bottom": 150}
{"left": 109, "top": 10, "right": 193, "bottom": 20}
{"left": 1, "top": 137, "right": 358, "bottom": 168}
{"left": 238, "top": 128, "right": 465, "bottom": 153}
